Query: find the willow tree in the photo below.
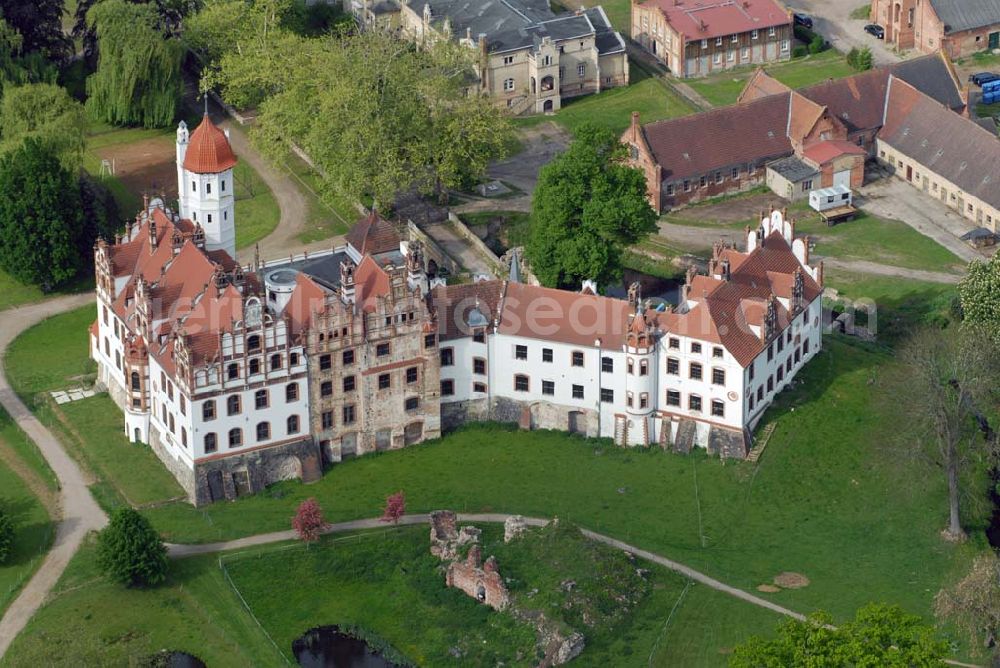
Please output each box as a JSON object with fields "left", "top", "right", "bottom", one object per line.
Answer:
{"left": 85, "top": 0, "right": 182, "bottom": 128}
{"left": 0, "top": 83, "right": 86, "bottom": 171}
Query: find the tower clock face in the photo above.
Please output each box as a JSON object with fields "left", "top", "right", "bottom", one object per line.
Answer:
{"left": 245, "top": 299, "right": 262, "bottom": 328}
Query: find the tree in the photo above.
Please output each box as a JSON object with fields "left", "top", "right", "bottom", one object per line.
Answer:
{"left": 847, "top": 46, "right": 873, "bottom": 71}
{"left": 959, "top": 252, "right": 1000, "bottom": 342}
{"left": 0, "top": 83, "right": 86, "bottom": 171}
{"left": 97, "top": 507, "right": 168, "bottom": 587}
{"left": 730, "top": 603, "right": 947, "bottom": 667}
{"left": 0, "top": 138, "right": 89, "bottom": 288}
{"left": 0, "top": 0, "right": 70, "bottom": 62}
{"left": 292, "top": 497, "right": 325, "bottom": 543}
{"left": 526, "top": 124, "right": 657, "bottom": 289}
{"left": 380, "top": 491, "right": 405, "bottom": 525}
{"left": 884, "top": 325, "right": 999, "bottom": 540}
{"left": 85, "top": 0, "right": 183, "bottom": 128}
{"left": 0, "top": 507, "right": 13, "bottom": 563}
{"left": 935, "top": 553, "right": 1000, "bottom": 662}
{"left": 0, "top": 18, "right": 57, "bottom": 97}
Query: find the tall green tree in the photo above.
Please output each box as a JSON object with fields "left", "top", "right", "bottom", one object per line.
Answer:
{"left": 0, "top": 0, "right": 70, "bottom": 61}
{"left": 85, "top": 0, "right": 182, "bottom": 128}
{"left": 730, "top": 603, "right": 947, "bottom": 667}
{"left": 75, "top": 0, "right": 203, "bottom": 62}
{"left": 0, "top": 83, "right": 86, "bottom": 171}
{"left": 526, "top": 124, "right": 656, "bottom": 289}
{"left": 0, "top": 138, "right": 88, "bottom": 288}
{"left": 959, "top": 252, "right": 1000, "bottom": 342}
{"left": 97, "top": 507, "right": 168, "bottom": 587}
{"left": 0, "top": 18, "right": 58, "bottom": 96}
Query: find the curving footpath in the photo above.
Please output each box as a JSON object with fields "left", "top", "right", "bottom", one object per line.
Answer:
{"left": 0, "top": 293, "right": 108, "bottom": 657}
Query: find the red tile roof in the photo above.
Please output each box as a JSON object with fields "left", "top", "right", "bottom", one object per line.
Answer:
{"left": 498, "top": 281, "right": 635, "bottom": 348}
{"left": 431, "top": 280, "right": 505, "bottom": 341}
{"left": 345, "top": 211, "right": 401, "bottom": 257}
{"left": 353, "top": 255, "right": 392, "bottom": 312}
{"left": 639, "top": 0, "right": 790, "bottom": 41}
{"left": 801, "top": 139, "right": 866, "bottom": 165}
{"left": 183, "top": 115, "right": 237, "bottom": 174}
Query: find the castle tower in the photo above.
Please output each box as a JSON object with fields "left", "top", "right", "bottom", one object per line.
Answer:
{"left": 623, "top": 301, "right": 656, "bottom": 447}
{"left": 176, "top": 114, "right": 238, "bottom": 257}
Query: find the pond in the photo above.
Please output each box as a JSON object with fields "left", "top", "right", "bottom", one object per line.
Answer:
{"left": 293, "top": 626, "right": 400, "bottom": 668}
{"left": 140, "top": 650, "right": 206, "bottom": 668}
{"left": 605, "top": 268, "right": 681, "bottom": 307}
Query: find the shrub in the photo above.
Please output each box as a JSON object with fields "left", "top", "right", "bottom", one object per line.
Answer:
{"left": 809, "top": 34, "right": 825, "bottom": 54}
{"left": 0, "top": 508, "right": 13, "bottom": 563}
{"left": 792, "top": 45, "right": 808, "bottom": 58}
{"left": 292, "top": 497, "right": 326, "bottom": 543}
{"left": 847, "top": 46, "right": 874, "bottom": 71}
{"left": 97, "top": 507, "right": 168, "bottom": 587}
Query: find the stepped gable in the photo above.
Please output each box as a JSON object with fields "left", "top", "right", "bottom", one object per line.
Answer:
{"left": 639, "top": 93, "right": 792, "bottom": 182}
{"left": 284, "top": 273, "right": 330, "bottom": 336}
{"left": 182, "top": 114, "right": 237, "bottom": 174}
{"left": 430, "top": 280, "right": 505, "bottom": 341}
{"left": 345, "top": 210, "right": 401, "bottom": 257}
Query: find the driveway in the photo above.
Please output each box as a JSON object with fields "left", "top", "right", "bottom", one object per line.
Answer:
{"left": 488, "top": 122, "right": 570, "bottom": 197}
{"left": 785, "top": 0, "right": 902, "bottom": 66}
{"left": 858, "top": 176, "right": 986, "bottom": 263}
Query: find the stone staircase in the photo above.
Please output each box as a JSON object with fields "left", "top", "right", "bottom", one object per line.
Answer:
{"left": 508, "top": 94, "right": 536, "bottom": 116}
{"left": 746, "top": 422, "right": 777, "bottom": 463}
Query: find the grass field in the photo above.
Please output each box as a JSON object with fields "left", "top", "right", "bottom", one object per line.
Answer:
{"left": 232, "top": 162, "right": 281, "bottom": 250}
{"left": 515, "top": 59, "right": 695, "bottom": 134}
{"left": 686, "top": 51, "right": 857, "bottom": 107}
{"left": 282, "top": 155, "right": 356, "bottom": 244}
{"left": 0, "top": 537, "right": 278, "bottom": 667}
{"left": 5, "top": 305, "right": 986, "bottom": 627}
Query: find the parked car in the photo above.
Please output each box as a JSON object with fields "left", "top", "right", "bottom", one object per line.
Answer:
{"left": 864, "top": 23, "right": 885, "bottom": 38}
{"left": 793, "top": 12, "right": 813, "bottom": 28}
{"left": 969, "top": 72, "right": 1000, "bottom": 87}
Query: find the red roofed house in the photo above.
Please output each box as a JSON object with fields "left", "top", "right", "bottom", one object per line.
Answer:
{"left": 631, "top": 0, "right": 793, "bottom": 78}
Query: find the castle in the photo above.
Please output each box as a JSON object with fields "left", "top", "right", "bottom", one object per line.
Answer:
{"left": 91, "top": 115, "right": 825, "bottom": 505}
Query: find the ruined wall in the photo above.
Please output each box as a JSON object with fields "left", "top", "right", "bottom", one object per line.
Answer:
{"left": 446, "top": 545, "right": 510, "bottom": 611}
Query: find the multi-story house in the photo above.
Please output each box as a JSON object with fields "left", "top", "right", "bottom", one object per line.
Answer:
{"left": 631, "top": 0, "right": 793, "bottom": 78}
{"left": 345, "top": 0, "right": 628, "bottom": 114}
{"left": 92, "top": 116, "right": 826, "bottom": 506}
{"left": 869, "top": 0, "right": 1000, "bottom": 57}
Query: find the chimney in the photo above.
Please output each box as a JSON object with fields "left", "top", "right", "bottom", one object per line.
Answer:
{"left": 149, "top": 218, "right": 158, "bottom": 252}
{"left": 721, "top": 257, "right": 731, "bottom": 281}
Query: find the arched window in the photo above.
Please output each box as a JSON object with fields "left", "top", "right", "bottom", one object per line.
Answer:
{"left": 286, "top": 382, "right": 298, "bottom": 402}
{"left": 228, "top": 428, "right": 242, "bottom": 448}
{"left": 247, "top": 334, "right": 261, "bottom": 351}
{"left": 130, "top": 371, "right": 140, "bottom": 390}
{"left": 227, "top": 395, "right": 241, "bottom": 416}
{"left": 202, "top": 400, "right": 216, "bottom": 421}
{"left": 256, "top": 422, "right": 270, "bottom": 441}
{"left": 287, "top": 415, "right": 299, "bottom": 434}
{"left": 254, "top": 389, "right": 268, "bottom": 409}
{"left": 227, "top": 363, "right": 239, "bottom": 380}
{"left": 270, "top": 353, "right": 282, "bottom": 370}
{"left": 204, "top": 432, "right": 217, "bottom": 453}
{"left": 249, "top": 358, "right": 261, "bottom": 375}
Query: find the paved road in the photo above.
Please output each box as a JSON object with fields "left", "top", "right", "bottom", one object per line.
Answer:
{"left": 786, "top": 0, "right": 901, "bottom": 66}
{"left": 657, "top": 221, "right": 966, "bottom": 283}
{"left": 0, "top": 293, "right": 107, "bottom": 658}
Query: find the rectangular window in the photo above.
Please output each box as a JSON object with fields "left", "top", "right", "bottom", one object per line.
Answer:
{"left": 503, "top": 55, "right": 514, "bottom": 65}
{"left": 781, "top": 39, "right": 789, "bottom": 52}
{"left": 572, "top": 384, "right": 584, "bottom": 399}
{"left": 376, "top": 342, "right": 390, "bottom": 357}
{"left": 640, "top": 359, "right": 649, "bottom": 376}
{"left": 542, "top": 348, "right": 553, "bottom": 363}
{"left": 691, "top": 342, "right": 702, "bottom": 353}
{"left": 343, "top": 375, "right": 356, "bottom": 392}
{"left": 715, "top": 170, "right": 723, "bottom": 184}
{"left": 741, "top": 47, "right": 749, "bottom": 60}
{"left": 577, "top": 62, "right": 586, "bottom": 77}
{"left": 731, "top": 33, "right": 738, "bottom": 43}
{"left": 601, "top": 356, "right": 614, "bottom": 373}
{"left": 727, "top": 50, "right": 735, "bottom": 62}
{"left": 715, "top": 36, "right": 723, "bottom": 46}
{"left": 342, "top": 349, "right": 355, "bottom": 366}
{"left": 751, "top": 29, "right": 758, "bottom": 39}
{"left": 600, "top": 388, "right": 614, "bottom": 403}
{"left": 712, "top": 368, "right": 725, "bottom": 385}
{"left": 701, "top": 39, "right": 708, "bottom": 48}
{"left": 515, "top": 374, "right": 530, "bottom": 392}
{"left": 424, "top": 333, "right": 436, "bottom": 348}
{"left": 731, "top": 167, "right": 739, "bottom": 180}
{"left": 690, "top": 363, "right": 703, "bottom": 380}
{"left": 405, "top": 397, "right": 419, "bottom": 411}
{"left": 689, "top": 395, "right": 702, "bottom": 411}
{"left": 542, "top": 380, "right": 555, "bottom": 395}
{"left": 406, "top": 366, "right": 418, "bottom": 383}
{"left": 378, "top": 373, "right": 390, "bottom": 390}
{"left": 666, "top": 390, "right": 681, "bottom": 407}
{"left": 441, "top": 380, "right": 454, "bottom": 396}
{"left": 669, "top": 337, "right": 680, "bottom": 349}
{"left": 319, "top": 354, "right": 332, "bottom": 371}
{"left": 473, "top": 358, "right": 486, "bottom": 375}
{"left": 713, "top": 346, "right": 724, "bottom": 358}
{"left": 515, "top": 345, "right": 528, "bottom": 360}
{"left": 473, "top": 330, "right": 485, "bottom": 343}
{"left": 768, "top": 26, "right": 776, "bottom": 37}
{"left": 571, "top": 351, "right": 584, "bottom": 367}
{"left": 441, "top": 348, "right": 454, "bottom": 366}
{"left": 700, "top": 175, "right": 707, "bottom": 188}
{"left": 473, "top": 382, "right": 487, "bottom": 393}
{"left": 343, "top": 404, "right": 356, "bottom": 424}
{"left": 321, "top": 411, "right": 333, "bottom": 429}
{"left": 683, "top": 180, "right": 691, "bottom": 192}
{"left": 757, "top": 386, "right": 764, "bottom": 401}
{"left": 802, "top": 179, "right": 813, "bottom": 192}
{"left": 503, "top": 78, "right": 515, "bottom": 91}
{"left": 640, "top": 393, "right": 649, "bottom": 409}
{"left": 667, "top": 357, "right": 679, "bottom": 375}
{"left": 666, "top": 184, "right": 675, "bottom": 196}
{"left": 321, "top": 381, "right": 333, "bottom": 397}
{"left": 713, "top": 52, "right": 722, "bottom": 65}
{"left": 711, "top": 400, "right": 725, "bottom": 417}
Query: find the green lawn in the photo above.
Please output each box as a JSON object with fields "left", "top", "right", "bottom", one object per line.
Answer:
{"left": 0, "top": 408, "right": 58, "bottom": 492}
{"left": 515, "top": 59, "right": 695, "bottom": 134}
{"left": 0, "top": 537, "right": 278, "bottom": 667}
{"left": 283, "top": 155, "right": 356, "bottom": 244}
{"left": 232, "top": 162, "right": 281, "bottom": 250}
{"left": 686, "top": 51, "right": 856, "bottom": 107}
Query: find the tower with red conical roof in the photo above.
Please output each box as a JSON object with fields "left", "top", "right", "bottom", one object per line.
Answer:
{"left": 176, "top": 114, "right": 238, "bottom": 257}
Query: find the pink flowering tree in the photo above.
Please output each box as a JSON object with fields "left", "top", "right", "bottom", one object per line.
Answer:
{"left": 292, "top": 498, "right": 326, "bottom": 544}
{"left": 380, "top": 491, "right": 406, "bottom": 525}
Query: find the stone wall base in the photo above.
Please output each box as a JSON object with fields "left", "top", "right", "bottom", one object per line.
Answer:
{"left": 191, "top": 438, "right": 323, "bottom": 506}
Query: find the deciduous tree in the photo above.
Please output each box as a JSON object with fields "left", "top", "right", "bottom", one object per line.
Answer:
{"left": 97, "top": 507, "right": 168, "bottom": 587}
{"left": 380, "top": 491, "right": 405, "bottom": 525}
{"left": 85, "top": 0, "right": 182, "bottom": 128}
{"left": 935, "top": 553, "right": 1000, "bottom": 662}
{"left": 292, "top": 497, "right": 325, "bottom": 543}
{"left": 0, "top": 138, "right": 88, "bottom": 288}
{"left": 959, "top": 252, "right": 1000, "bottom": 342}
{"left": 526, "top": 124, "right": 657, "bottom": 289}
{"left": 0, "top": 507, "right": 13, "bottom": 563}
{"left": 0, "top": 0, "right": 70, "bottom": 62}
{"left": 0, "top": 83, "right": 86, "bottom": 171}
{"left": 885, "top": 325, "right": 999, "bottom": 540}
{"left": 730, "top": 603, "right": 947, "bottom": 667}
